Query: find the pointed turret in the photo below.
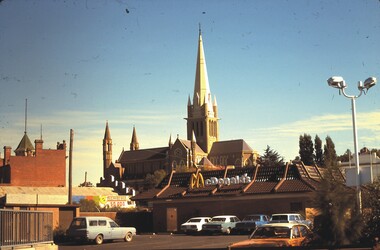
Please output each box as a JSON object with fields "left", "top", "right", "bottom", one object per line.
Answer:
{"left": 15, "top": 99, "right": 34, "bottom": 156}
{"left": 103, "top": 121, "right": 113, "bottom": 175}
{"left": 130, "top": 126, "right": 139, "bottom": 151}
{"left": 104, "top": 121, "right": 111, "bottom": 140}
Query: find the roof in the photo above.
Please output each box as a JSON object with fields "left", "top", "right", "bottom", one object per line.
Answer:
{"left": 118, "top": 147, "right": 168, "bottom": 163}
{"left": 208, "top": 139, "right": 253, "bottom": 156}
{"left": 133, "top": 163, "right": 327, "bottom": 201}
{"left": 178, "top": 139, "right": 205, "bottom": 154}
{"left": 14, "top": 133, "right": 35, "bottom": 153}
{"left": 0, "top": 186, "right": 118, "bottom": 197}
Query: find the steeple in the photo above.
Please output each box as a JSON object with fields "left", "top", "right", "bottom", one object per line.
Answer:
{"left": 15, "top": 99, "right": 35, "bottom": 156}
{"left": 103, "top": 121, "right": 112, "bottom": 176}
{"left": 193, "top": 25, "right": 213, "bottom": 113}
{"left": 186, "top": 26, "right": 219, "bottom": 154}
{"left": 130, "top": 126, "right": 139, "bottom": 151}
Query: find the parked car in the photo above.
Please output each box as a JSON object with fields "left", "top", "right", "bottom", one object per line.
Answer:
{"left": 180, "top": 217, "right": 212, "bottom": 234}
{"left": 67, "top": 216, "right": 136, "bottom": 245}
{"left": 232, "top": 214, "right": 270, "bottom": 234}
{"left": 270, "top": 213, "right": 313, "bottom": 228}
{"left": 202, "top": 215, "right": 240, "bottom": 235}
{"left": 228, "top": 223, "right": 312, "bottom": 249}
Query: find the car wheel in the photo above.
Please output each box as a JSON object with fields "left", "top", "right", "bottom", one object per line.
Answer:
{"left": 124, "top": 232, "right": 133, "bottom": 242}
{"left": 225, "top": 228, "right": 231, "bottom": 235}
{"left": 95, "top": 234, "right": 104, "bottom": 245}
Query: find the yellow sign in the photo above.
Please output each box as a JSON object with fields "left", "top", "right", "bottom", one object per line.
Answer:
{"left": 190, "top": 172, "right": 204, "bottom": 189}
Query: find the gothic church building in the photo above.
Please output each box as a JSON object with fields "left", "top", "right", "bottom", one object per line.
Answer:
{"left": 99, "top": 29, "right": 258, "bottom": 190}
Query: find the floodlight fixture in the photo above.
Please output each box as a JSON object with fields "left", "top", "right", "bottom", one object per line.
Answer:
{"left": 327, "top": 76, "right": 346, "bottom": 89}
{"left": 363, "top": 77, "right": 377, "bottom": 90}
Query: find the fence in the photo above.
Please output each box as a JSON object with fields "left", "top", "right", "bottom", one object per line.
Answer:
{"left": 0, "top": 209, "right": 53, "bottom": 248}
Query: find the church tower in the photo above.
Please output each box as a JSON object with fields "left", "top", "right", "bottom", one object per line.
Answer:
{"left": 103, "top": 121, "right": 112, "bottom": 177}
{"left": 186, "top": 27, "right": 219, "bottom": 154}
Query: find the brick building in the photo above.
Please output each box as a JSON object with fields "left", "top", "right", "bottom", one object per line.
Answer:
{"left": 0, "top": 132, "right": 67, "bottom": 187}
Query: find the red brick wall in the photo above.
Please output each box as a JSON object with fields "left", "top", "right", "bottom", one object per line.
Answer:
{"left": 8, "top": 148, "right": 66, "bottom": 187}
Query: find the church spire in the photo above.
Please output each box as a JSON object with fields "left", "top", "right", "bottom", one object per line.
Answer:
{"left": 130, "top": 126, "right": 139, "bottom": 151}
{"left": 103, "top": 121, "right": 113, "bottom": 174}
{"left": 193, "top": 25, "right": 212, "bottom": 110}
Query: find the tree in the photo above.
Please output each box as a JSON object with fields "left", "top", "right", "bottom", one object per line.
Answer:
{"left": 77, "top": 199, "right": 99, "bottom": 212}
{"left": 313, "top": 165, "right": 363, "bottom": 246}
{"left": 314, "top": 135, "right": 323, "bottom": 166}
{"left": 337, "top": 149, "right": 351, "bottom": 163}
{"left": 144, "top": 169, "right": 167, "bottom": 190}
{"left": 260, "top": 145, "right": 284, "bottom": 167}
{"left": 362, "top": 180, "right": 380, "bottom": 243}
{"left": 323, "top": 136, "right": 337, "bottom": 167}
{"left": 299, "top": 133, "right": 314, "bottom": 165}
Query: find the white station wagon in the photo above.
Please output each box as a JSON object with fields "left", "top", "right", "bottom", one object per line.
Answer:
{"left": 67, "top": 216, "right": 136, "bottom": 245}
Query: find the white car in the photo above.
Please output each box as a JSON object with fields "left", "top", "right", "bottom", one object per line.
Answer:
{"left": 67, "top": 216, "right": 136, "bottom": 245}
{"left": 180, "top": 217, "right": 212, "bottom": 234}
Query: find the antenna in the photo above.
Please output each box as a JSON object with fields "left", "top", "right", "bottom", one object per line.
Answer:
{"left": 199, "top": 23, "right": 201, "bottom": 35}
{"left": 40, "top": 124, "right": 43, "bottom": 140}
{"left": 24, "top": 98, "right": 27, "bottom": 134}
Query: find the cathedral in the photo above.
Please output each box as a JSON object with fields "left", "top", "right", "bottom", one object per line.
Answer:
{"left": 99, "top": 29, "right": 258, "bottom": 191}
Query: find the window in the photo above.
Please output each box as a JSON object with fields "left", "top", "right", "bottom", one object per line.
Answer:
{"left": 98, "top": 220, "right": 107, "bottom": 226}
{"left": 109, "top": 221, "right": 118, "bottom": 228}
{"left": 89, "top": 220, "right": 97, "bottom": 226}
{"left": 299, "top": 225, "right": 309, "bottom": 237}
{"left": 292, "top": 226, "right": 300, "bottom": 238}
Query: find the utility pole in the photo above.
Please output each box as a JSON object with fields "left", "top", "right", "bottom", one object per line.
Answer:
{"left": 68, "top": 129, "right": 74, "bottom": 204}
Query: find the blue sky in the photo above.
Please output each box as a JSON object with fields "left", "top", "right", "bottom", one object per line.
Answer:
{"left": 1, "top": 0, "right": 379, "bottom": 186}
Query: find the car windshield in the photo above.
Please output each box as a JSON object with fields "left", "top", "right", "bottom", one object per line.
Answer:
{"left": 212, "top": 218, "right": 226, "bottom": 222}
{"left": 188, "top": 219, "right": 201, "bottom": 223}
{"left": 243, "top": 215, "right": 260, "bottom": 221}
{"left": 70, "top": 218, "right": 86, "bottom": 229}
{"left": 250, "top": 227, "right": 290, "bottom": 239}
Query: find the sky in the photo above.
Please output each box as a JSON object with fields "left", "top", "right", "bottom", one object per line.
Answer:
{"left": 1, "top": 0, "right": 379, "bottom": 186}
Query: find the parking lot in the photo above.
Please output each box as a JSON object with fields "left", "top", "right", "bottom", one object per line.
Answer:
{"left": 58, "top": 234, "right": 248, "bottom": 250}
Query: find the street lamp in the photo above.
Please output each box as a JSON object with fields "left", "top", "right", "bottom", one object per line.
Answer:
{"left": 327, "top": 76, "right": 377, "bottom": 214}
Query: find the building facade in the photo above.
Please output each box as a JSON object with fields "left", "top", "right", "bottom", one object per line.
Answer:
{"left": 0, "top": 132, "right": 67, "bottom": 187}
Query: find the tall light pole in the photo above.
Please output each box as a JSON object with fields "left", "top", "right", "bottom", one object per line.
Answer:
{"left": 327, "top": 76, "right": 377, "bottom": 214}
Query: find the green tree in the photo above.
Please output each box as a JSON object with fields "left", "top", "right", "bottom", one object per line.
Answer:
{"left": 77, "top": 199, "right": 99, "bottom": 212}
{"left": 362, "top": 180, "right": 380, "bottom": 242}
{"left": 314, "top": 135, "right": 323, "bottom": 166}
{"left": 299, "top": 133, "right": 314, "bottom": 165}
{"left": 260, "top": 145, "right": 284, "bottom": 167}
{"left": 144, "top": 169, "right": 167, "bottom": 190}
{"left": 323, "top": 136, "right": 337, "bottom": 167}
{"left": 313, "top": 165, "right": 363, "bottom": 246}
{"left": 337, "top": 149, "right": 351, "bottom": 163}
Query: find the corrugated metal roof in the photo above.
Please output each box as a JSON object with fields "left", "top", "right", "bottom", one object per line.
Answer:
{"left": 0, "top": 186, "right": 118, "bottom": 197}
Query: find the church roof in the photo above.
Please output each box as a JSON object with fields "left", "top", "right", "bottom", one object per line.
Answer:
{"left": 208, "top": 139, "right": 253, "bottom": 156}
{"left": 178, "top": 139, "right": 206, "bottom": 154}
{"left": 118, "top": 147, "right": 168, "bottom": 163}
{"left": 14, "top": 132, "right": 35, "bottom": 154}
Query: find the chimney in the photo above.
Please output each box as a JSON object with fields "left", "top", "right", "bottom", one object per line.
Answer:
{"left": 34, "top": 139, "right": 43, "bottom": 156}
{"left": 3, "top": 146, "right": 11, "bottom": 165}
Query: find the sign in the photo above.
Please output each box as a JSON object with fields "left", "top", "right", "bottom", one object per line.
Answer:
{"left": 205, "top": 173, "right": 251, "bottom": 186}
{"left": 73, "top": 195, "right": 136, "bottom": 209}
{"left": 190, "top": 172, "right": 205, "bottom": 189}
